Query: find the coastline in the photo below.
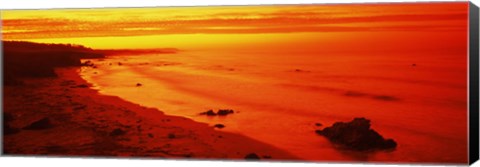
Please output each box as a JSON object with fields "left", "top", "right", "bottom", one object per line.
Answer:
{"left": 3, "top": 66, "right": 299, "bottom": 161}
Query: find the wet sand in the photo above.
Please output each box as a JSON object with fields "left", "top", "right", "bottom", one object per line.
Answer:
{"left": 3, "top": 67, "right": 298, "bottom": 160}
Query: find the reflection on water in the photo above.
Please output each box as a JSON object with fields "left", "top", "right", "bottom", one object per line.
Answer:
{"left": 80, "top": 49, "right": 467, "bottom": 163}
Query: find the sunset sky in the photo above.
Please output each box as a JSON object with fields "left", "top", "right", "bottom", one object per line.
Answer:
{"left": 1, "top": 2, "right": 469, "bottom": 51}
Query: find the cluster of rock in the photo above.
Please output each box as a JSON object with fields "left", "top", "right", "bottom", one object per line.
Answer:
{"left": 199, "top": 109, "right": 235, "bottom": 116}
{"left": 315, "top": 117, "right": 397, "bottom": 151}
{"left": 199, "top": 109, "right": 236, "bottom": 130}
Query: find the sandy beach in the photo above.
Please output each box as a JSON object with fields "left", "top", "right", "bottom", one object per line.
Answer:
{"left": 3, "top": 67, "right": 298, "bottom": 160}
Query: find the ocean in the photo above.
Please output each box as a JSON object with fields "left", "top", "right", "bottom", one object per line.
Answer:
{"left": 79, "top": 33, "right": 468, "bottom": 163}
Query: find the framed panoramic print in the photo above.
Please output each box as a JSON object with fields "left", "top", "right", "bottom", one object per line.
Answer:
{"left": 1, "top": 0, "right": 479, "bottom": 165}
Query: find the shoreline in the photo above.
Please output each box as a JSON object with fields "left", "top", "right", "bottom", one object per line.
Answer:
{"left": 3, "top": 67, "right": 299, "bottom": 161}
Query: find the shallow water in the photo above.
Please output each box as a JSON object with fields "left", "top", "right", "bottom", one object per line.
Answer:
{"left": 80, "top": 47, "right": 467, "bottom": 163}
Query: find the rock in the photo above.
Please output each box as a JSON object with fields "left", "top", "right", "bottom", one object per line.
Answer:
{"left": 4, "top": 124, "right": 20, "bottom": 135}
{"left": 200, "top": 109, "right": 235, "bottom": 116}
{"left": 316, "top": 117, "right": 397, "bottom": 151}
{"left": 148, "top": 133, "right": 154, "bottom": 138}
{"left": 200, "top": 110, "right": 217, "bottom": 116}
{"left": 168, "top": 133, "right": 176, "bottom": 139}
{"left": 293, "top": 69, "right": 310, "bottom": 73}
{"left": 244, "top": 153, "right": 260, "bottom": 160}
{"left": 73, "top": 84, "right": 89, "bottom": 88}
{"left": 23, "top": 118, "right": 54, "bottom": 130}
{"left": 213, "top": 124, "right": 225, "bottom": 129}
{"left": 217, "top": 109, "right": 234, "bottom": 116}
{"left": 82, "top": 61, "right": 96, "bottom": 67}
{"left": 110, "top": 128, "right": 126, "bottom": 136}
{"left": 136, "top": 83, "right": 142, "bottom": 87}
{"left": 315, "top": 123, "right": 322, "bottom": 127}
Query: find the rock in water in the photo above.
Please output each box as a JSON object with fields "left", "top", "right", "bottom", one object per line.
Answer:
{"left": 217, "top": 109, "right": 234, "bottom": 116}
{"left": 199, "top": 110, "right": 217, "bottom": 116}
{"left": 244, "top": 153, "right": 260, "bottom": 160}
{"left": 316, "top": 117, "right": 397, "bottom": 151}
{"left": 200, "top": 109, "right": 235, "bottom": 116}
{"left": 23, "top": 118, "right": 54, "bottom": 130}
{"left": 213, "top": 124, "right": 225, "bottom": 129}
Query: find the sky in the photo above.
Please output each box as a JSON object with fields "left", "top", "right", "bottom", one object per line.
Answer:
{"left": 1, "top": 2, "right": 469, "bottom": 51}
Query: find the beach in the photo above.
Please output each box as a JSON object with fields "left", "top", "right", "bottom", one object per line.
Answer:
{"left": 3, "top": 67, "right": 298, "bottom": 160}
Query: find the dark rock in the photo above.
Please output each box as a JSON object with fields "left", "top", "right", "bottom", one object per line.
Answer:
{"left": 4, "top": 124, "right": 20, "bottom": 135}
{"left": 200, "top": 110, "right": 217, "bottom": 116}
{"left": 82, "top": 60, "right": 93, "bottom": 66}
{"left": 200, "top": 109, "right": 235, "bottom": 116}
{"left": 148, "top": 133, "right": 154, "bottom": 138}
{"left": 168, "top": 133, "right": 176, "bottom": 139}
{"left": 213, "top": 124, "right": 225, "bottom": 129}
{"left": 110, "top": 128, "right": 126, "bottom": 136}
{"left": 217, "top": 109, "right": 234, "bottom": 116}
{"left": 316, "top": 117, "right": 397, "bottom": 151}
{"left": 315, "top": 123, "right": 322, "bottom": 127}
{"left": 244, "top": 153, "right": 260, "bottom": 160}
{"left": 74, "top": 84, "right": 89, "bottom": 88}
{"left": 23, "top": 118, "right": 54, "bottom": 130}
{"left": 136, "top": 83, "right": 142, "bottom": 87}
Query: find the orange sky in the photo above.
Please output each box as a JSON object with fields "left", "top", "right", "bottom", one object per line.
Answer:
{"left": 1, "top": 2, "right": 469, "bottom": 50}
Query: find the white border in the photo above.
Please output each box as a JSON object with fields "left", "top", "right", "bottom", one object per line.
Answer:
{"left": 0, "top": 0, "right": 479, "bottom": 167}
